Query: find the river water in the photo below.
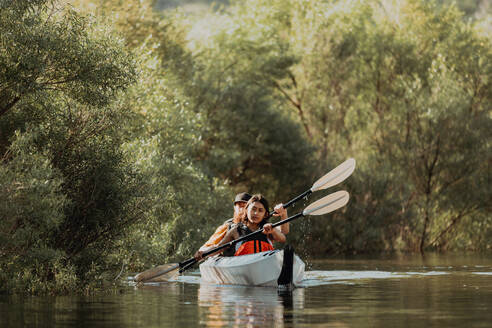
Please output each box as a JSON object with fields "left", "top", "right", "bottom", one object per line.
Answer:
{"left": 2, "top": 253, "right": 492, "bottom": 327}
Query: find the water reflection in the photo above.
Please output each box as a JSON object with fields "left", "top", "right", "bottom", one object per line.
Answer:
{"left": 197, "top": 284, "right": 305, "bottom": 327}
{"left": 4, "top": 254, "right": 492, "bottom": 328}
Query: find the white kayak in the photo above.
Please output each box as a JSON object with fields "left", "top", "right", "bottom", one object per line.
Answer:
{"left": 199, "top": 248, "right": 305, "bottom": 287}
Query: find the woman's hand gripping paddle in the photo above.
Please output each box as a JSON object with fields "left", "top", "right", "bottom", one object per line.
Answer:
{"left": 133, "top": 191, "right": 350, "bottom": 283}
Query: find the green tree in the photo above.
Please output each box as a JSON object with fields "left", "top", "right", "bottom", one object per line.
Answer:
{"left": 71, "top": 0, "right": 237, "bottom": 269}
{"left": 0, "top": 130, "right": 73, "bottom": 294}
{"left": 185, "top": 0, "right": 491, "bottom": 253}
{"left": 0, "top": 0, "right": 140, "bottom": 293}
{"left": 0, "top": 0, "right": 135, "bottom": 150}
{"left": 285, "top": 0, "right": 491, "bottom": 253}
{"left": 114, "top": 51, "right": 233, "bottom": 268}
{"left": 159, "top": 1, "right": 315, "bottom": 202}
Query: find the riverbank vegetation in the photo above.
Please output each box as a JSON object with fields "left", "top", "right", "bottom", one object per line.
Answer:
{"left": 1, "top": 0, "right": 490, "bottom": 294}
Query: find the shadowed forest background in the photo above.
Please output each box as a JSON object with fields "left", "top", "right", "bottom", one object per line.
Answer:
{"left": 0, "top": 0, "right": 490, "bottom": 294}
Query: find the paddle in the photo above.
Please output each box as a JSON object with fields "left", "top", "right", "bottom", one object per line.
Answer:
{"left": 134, "top": 190, "right": 349, "bottom": 283}
{"left": 134, "top": 159, "right": 355, "bottom": 282}
{"left": 179, "top": 159, "right": 355, "bottom": 272}
{"left": 271, "top": 158, "right": 355, "bottom": 215}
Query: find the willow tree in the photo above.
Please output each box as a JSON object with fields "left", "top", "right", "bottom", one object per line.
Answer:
{"left": 144, "top": 2, "right": 316, "bottom": 203}
{"left": 0, "top": 0, "right": 139, "bottom": 293}
{"left": 364, "top": 2, "right": 492, "bottom": 252}
{"left": 186, "top": 0, "right": 491, "bottom": 253}
{"left": 284, "top": 0, "right": 491, "bottom": 252}
{"left": 67, "top": 0, "right": 237, "bottom": 269}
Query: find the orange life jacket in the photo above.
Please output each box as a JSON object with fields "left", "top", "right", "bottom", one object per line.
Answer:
{"left": 234, "top": 224, "right": 274, "bottom": 256}
{"left": 235, "top": 240, "right": 274, "bottom": 256}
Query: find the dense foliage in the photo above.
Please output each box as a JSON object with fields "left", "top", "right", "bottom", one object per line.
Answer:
{"left": 0, "top": 0, "right": 490, "bottom": 294}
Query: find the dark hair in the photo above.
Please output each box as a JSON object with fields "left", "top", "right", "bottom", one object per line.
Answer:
{"left": 242, "top": 194, "right": 270, "bottom": 226}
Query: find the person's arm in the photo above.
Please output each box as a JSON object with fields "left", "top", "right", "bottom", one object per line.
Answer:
{"left": 194, "top": 222, "right": 230, "bottom": 260}
{"left": 263, "top": 223, "right": 286, "bottom": 243}
{"left": 201, "top": 227, "right": 239, "bottom": 258}
{"left": 273, "top": 204, "right": 289, "bottom": 234}
{"left": 218, "top": 228, "right": 237, "bottom": 246}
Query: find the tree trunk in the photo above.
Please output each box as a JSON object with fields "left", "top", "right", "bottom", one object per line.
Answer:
{"left": 0, "top": 96, "right": 20, "bottom": 117}
{"left": 419, "top": 193, "right": 432, "bottom": 254}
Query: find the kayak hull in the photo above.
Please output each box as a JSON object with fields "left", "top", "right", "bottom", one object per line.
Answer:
{"left": 199, "top": 249, "right": 305, "bottom": 287}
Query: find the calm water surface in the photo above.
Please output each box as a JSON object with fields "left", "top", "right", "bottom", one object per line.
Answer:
{"left": 2, "top": 253, "right": 492, "bottom": 327}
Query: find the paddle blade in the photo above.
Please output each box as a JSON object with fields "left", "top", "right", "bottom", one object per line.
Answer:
{"left": 302, "top": 191, "right": 349, "bottom": 216}
{"left": 134, "top": 263, "right": 180, "bottom": 283}
{"left": 311, "top": 158, "right": 356, "bottom": 192}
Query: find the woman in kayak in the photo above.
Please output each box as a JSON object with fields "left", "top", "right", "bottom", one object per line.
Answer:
{"left": 215, "top": 194, "right": 287, "bottom": 256}
{"left": 194, "top": 193, "right": 289, "bottom": 259}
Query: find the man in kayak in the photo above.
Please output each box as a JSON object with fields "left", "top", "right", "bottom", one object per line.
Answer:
{"left": 194, "top": 192, "right": 288, "bottom": 259}
{"left": 214, "top": 194, "right": 286, "bottom": 256}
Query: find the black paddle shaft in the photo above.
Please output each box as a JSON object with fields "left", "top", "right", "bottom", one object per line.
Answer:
{"left": 181, "top": 189, "right": 313, "bottom": 271}
{"left": 270, "top": 190, "right": 312, "bottom": 216}
{"left": 180, "top": 191, "right": 313, "bottom": 273}
{"left": 179, "top": 212, "right": 304, "bottom": 272}
{"left": 137, "top": 211, "right": 306, "bottom": 280}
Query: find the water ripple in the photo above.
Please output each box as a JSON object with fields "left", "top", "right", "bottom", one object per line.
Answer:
{"left": 299, "top": 270, "right": 449, "bottom": 287}
{"left": 134, "top": 269, "right": 452, "bottom": 287}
